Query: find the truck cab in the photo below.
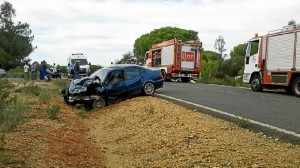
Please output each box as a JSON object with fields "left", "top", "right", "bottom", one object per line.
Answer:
{"left": 67, "top": 53, "right": 90, "bottom": 78}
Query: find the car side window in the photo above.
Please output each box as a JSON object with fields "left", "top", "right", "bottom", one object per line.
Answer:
{"left": 125, "top": 68, "right": 140, "bottom": 80}
{"left": 107, "top": 70, "right": 124, "bottom": 84}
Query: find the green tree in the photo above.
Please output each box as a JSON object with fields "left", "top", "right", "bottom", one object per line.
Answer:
{"left": 133, "top": 27, "right": 199, "bottom": 65}
{"left": 116, "top": 51, "right": 136, "bottom": 64}
{"left": 90, "top": 64, "right": 103, "bottom": 74}
{"left": 220, "top": 44, "right": 244, "bottom": 77}
{"left": 0, "top": 1, "right": 35, "bottom": 69}
{"left": 201, "top": 51, "right": 221, "bottom": 79}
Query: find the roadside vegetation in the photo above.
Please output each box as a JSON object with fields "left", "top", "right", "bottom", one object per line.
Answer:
{"left": 0, "top": 79, "right": 102, "bottom": 167}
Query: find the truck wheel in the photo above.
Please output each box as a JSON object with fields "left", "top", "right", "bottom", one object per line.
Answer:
{"left": 161, "top": 70, "right": 171, "bottom": 82}
{"left": 292, "top": 77, "right": 300, "bottom": 97}
{"left": 143, "top": 82, "right": 155, "bottom": 96}
{"left": 250, "top": 75, "right": 263, "bottom": 92}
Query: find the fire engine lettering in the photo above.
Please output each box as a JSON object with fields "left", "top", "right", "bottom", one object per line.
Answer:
{"left": 185, "top": 52, "right": 195, "bottom": 62}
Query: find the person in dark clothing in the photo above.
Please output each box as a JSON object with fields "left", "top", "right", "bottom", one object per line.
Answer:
{"left": 74, "top": 61, "right": 80, "bottom": 79}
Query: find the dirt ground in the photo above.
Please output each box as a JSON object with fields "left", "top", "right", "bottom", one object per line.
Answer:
{"left": 1, "top": 81, "right": 300, "bottom": 167}
{"left": 85, "top": 97, "right": 300, "bottom": 168}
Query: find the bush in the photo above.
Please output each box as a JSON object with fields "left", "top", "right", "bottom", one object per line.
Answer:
{"left": 0, "top": 100, "right": 28, "bottom": 132}
{"left": 5, "top": 67, "right": 24, "bottom": 78}
{"left": 38, "top": 91, "right": 51, "bottom": 103}
{"left": 47, "top": 105, "right": 60, "bottom": 120}
{"left": 0, "top": 79, "right": 14, "bottom": 111}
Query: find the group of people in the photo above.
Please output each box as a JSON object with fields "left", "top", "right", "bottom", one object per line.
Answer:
{"left": 23, "top": 60, "right": 59, "bottom": 81}
{"left": 68, "top": 61, "right": 81, "bottom": 79}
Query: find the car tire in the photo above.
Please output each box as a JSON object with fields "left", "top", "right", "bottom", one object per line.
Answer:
{"left": 143, "top": 82, "right": 155, "bottom": 96}
{"left": 63, "top": 88, "right": 75, "bottom": 105}
{"left": 92, "top": 96, "right": 106, "bottom": 109}
{"left": 292, "top": 77, "right": 300, "bottom": 97}
{"left": 250, "top": 75, "right": 263, "bottom": 92}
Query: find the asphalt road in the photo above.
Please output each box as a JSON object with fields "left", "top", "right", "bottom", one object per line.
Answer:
{"left": 155, "top": 82, "right": 300, "bottom": 136}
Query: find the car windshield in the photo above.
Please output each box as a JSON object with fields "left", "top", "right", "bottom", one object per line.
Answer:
{"left": 90, "top": 68, "right": 109, "bottom": 82}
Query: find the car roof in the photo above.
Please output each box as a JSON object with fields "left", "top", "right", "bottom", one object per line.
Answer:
{"left": 104, "top": 64, "right": 143, "bottom": 71}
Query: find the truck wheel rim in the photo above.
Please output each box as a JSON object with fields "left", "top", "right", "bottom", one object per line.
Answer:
{"left": 144, "top": 83, "right": 154, "bottom": 95}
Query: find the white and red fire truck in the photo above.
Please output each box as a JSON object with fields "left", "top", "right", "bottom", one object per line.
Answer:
{"left": 145, "top": 39, "right": 202, "bottom": 82}
{"left": 243, "top": 20, "right": 300, "bottom": 97}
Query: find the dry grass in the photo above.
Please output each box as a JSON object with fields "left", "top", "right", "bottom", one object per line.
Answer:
{"left": 1, "top": 81, "right": 300, "bottom": 167}
{"left": 86, "top": 96, "right": 300, "bottom": 167}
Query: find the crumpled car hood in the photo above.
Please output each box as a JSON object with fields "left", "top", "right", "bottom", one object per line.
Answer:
{"left": 69, "top": 77, "right": 94, "bottom": 95}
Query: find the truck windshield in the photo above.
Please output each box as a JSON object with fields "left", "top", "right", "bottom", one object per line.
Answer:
{"left": 72, "top": 59, "right": 88, "bottom": 65}
{"left": 246, "top": 40, "right": 259, "bottom": 57}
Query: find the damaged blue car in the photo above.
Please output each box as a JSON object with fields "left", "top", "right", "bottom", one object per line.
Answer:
{"left": 61, "top": 64, "right": 164, "bottom": 108}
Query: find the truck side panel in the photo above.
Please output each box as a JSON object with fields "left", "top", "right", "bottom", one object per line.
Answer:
{"left": 161, "top": 45, "right": 174, "bottom": 66}
{"left": 296, "top": 31, "right": 300, "bottom": 69}
{"left": 267, "top": 33, "right": 294, "bottom": 71}
{"left": 181, "top": 46, "right": 195, "bottom": 69}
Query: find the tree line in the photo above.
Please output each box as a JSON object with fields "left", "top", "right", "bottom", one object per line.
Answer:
{"left": 117, "top": 27, "right": 245, "bottom": 79}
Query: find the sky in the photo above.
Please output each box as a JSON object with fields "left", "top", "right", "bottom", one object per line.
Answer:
{"left": 3, "top": 0, "right": 300, "bottom": 66}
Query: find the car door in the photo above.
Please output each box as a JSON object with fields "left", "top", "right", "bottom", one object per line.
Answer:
{"left": 104, "top": 70, "right": 127, "bottom": 102}
{"left": 124, "top": 67, "right": 143, "bottom": 96}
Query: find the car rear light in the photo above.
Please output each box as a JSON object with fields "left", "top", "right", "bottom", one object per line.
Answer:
{"left": 159, "top": 73, "right": 163, "bottom": 79}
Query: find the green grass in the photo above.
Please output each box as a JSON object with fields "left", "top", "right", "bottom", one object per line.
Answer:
{"left": 197, "top": 77, "right": 250, "bottom": 88}
{"left": 47, "top": 105, "right": 61, "bottom": 120}
{"left": 38, "top": 91, "right": 51, "bottom": 103}
{"left": 148, "top": 105, "right": 155, "bottom": 114}
{"left": 0, "top": 100, "right": 28, "bottom": 132}
{"left": 52, "top": 79, "right": 70, "bottom": 90}
{"left": 77, "top": 107, "right": 88, "bottom": 118}
{"left": 236, "top": 115, "right": 249, "bottom": 128}
{"left": 20, "top": 82, "right": 41, "bottom": 96}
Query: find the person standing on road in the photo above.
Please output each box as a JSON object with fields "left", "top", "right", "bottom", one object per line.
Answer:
{"left": 53, "top": 63, "right": 58, "bottom": 73}
{"left": 41, "top": 60, "right": 47, "bottom": 80}
{"left": 31, "top": 62, "right": 38, "bottom": 80}
{"left": 24, "top": 63, "right": 29, "bottom": 80}
{"left": 74, "top": 61, "right": 80, "bottom": 79}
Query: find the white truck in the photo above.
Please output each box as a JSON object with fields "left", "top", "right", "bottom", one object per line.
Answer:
{"left": 243, "top": 20, "right": 300, "bottom": 97}
{"left": 145, "top": 39, "right": 202, "bottom": 82}
{"left": 67, "top": 53, "right": 90, "bottom": 78}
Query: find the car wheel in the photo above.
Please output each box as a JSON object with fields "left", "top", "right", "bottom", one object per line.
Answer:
{"left": 92, "top": 96, "right": 106, "bottom": 109}
{"left": 143, "top": 82, "right": 155, "bottom": 96}
{"left": 63, "top": 88, "right": 75, "bottom": 105}
{"left": 292, "top": 77, "right": 300, "bottom": 97}
{"left": 250, "top": 75, "right": 263, "bottom": 92}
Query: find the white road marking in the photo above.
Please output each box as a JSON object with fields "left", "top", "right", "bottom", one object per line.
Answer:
{"left": 155, "top": 93, "right": 300, "bottom": 139}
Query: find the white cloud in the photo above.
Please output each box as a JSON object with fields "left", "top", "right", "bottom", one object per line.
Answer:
{"left": 5, "top": 0, "right": 300, "bottom": 66}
